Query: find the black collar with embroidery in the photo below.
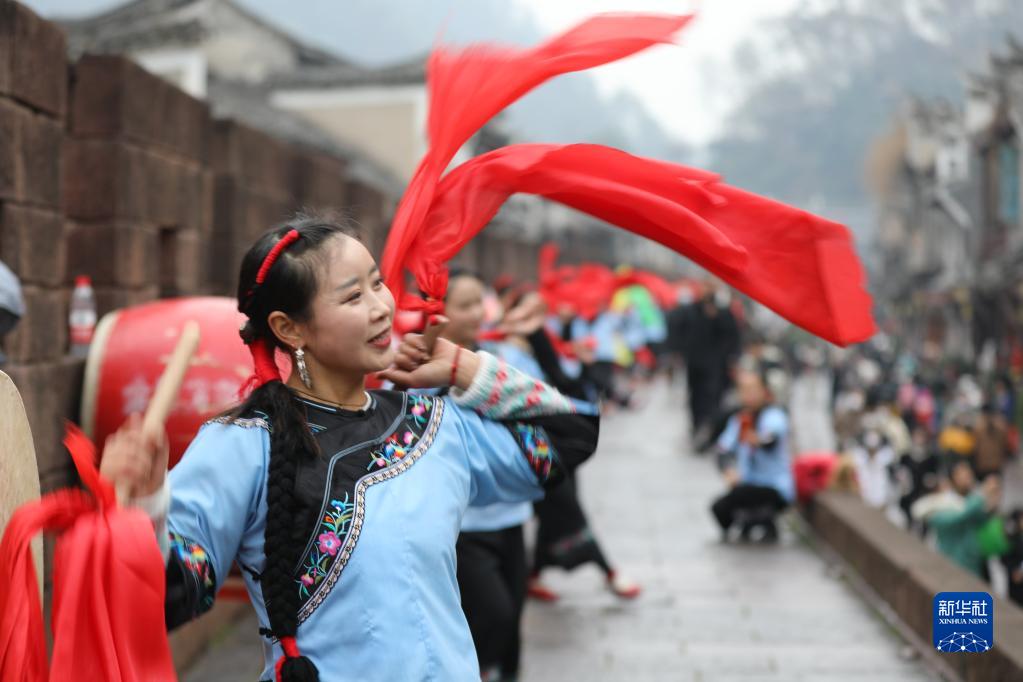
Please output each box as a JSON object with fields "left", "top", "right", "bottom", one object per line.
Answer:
{"left": 283, "top": 390, "right": 442, "bottom": 620}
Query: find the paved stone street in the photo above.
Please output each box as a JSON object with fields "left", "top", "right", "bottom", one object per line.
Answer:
{"left": 515, "top": 376, "right": 935, "bottom": 682}
{"left": 186, "top": 377, "right": 937, "bottom": 681}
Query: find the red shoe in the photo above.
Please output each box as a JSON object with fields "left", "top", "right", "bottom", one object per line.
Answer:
{"left": 527, "top": 577, "right": 560, "bottom": 602}
{"left": 607, "top": 572, "right": 642, "bottom": 599}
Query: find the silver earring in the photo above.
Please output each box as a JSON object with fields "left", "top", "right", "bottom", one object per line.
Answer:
{"left": 295, "top": 348, "right": 312, "bottom": 388}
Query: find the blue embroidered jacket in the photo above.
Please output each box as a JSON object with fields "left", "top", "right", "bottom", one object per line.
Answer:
{"left": 162, "top": 352, "right": 598, "bottom": 680}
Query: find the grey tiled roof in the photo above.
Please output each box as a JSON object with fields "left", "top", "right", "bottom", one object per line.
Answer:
{"left": 58, "top": 0, "right": 426, "bottom": 88}
{"left": 57, "top": 0, "right": 346, "bottom": 67}
{"left": 61, "top": 17, "right": 206, "bottom": 57}
{"left": 265, "top": 55, "right": 427, "bottom": 89}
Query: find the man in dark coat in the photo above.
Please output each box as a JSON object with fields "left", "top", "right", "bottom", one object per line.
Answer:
{"left": 669, "top": 282, "right": 741, "bottom": 450}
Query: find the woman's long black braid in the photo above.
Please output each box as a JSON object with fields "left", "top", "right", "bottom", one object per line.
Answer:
{"left": 229, "top": 216, "right": 358, "bottom": 682}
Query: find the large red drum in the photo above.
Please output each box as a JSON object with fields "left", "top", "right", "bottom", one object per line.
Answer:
{"left": 82, "top": 297, "right": 263, "bottom": 469}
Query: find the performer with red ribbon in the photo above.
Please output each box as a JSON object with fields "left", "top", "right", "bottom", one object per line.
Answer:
{"left": 96, "top": 217, "right": 597, "bottom": 682}
{"left": 0, "top": 11, "right": 874, "bottom": 682}
{"left": 434, "top": 269, "right": 641, "bottom": 680}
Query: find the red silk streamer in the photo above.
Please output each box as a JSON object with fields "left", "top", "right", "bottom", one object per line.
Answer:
{"left": 558, "top": 264, "right": 618, "bottom": 321}
{"left": 615, "top": 270, "right": 678, "bottom": 309}
{"left": 536, "top": 260, "right": 605, "bottom": 321}
{"left": 538, "top": 243, "right": 559, "bottom": 286}
{"left": 0, "top": 425, "right": 175, "bottom": 681}
{"left": 406, "top": 144, "right": 874, "bottom": 346}
{"left": 476, "top": 329, "right": 507, "bottom": 343}
{"left": 382, "top": 13, "right": 693, "bottom": 311}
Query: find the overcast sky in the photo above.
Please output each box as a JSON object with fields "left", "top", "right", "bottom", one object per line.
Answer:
{"left": 25, "top": 0, "right": 800, "bottom": 145}
{"left": 523, "top": 0, "right": 799, "bottom": 144}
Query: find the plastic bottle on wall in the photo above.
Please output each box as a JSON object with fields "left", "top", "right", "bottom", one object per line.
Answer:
{"left": 69, "top": 275, "right": 96, "bottom": 358}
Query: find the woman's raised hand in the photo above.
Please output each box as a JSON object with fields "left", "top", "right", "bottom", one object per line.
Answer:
{"left": 379, "top": 316, "right": 480, "bottom": 390}
{"left": 98, "top": 412, "right": 169, "bottom": 500}
{"left": 498, "top": 292, "right": 547, "bottom": 337}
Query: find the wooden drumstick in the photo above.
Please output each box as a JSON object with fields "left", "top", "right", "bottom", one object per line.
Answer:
{"left": 143, "top": 320, "right": 200, "bottom": 438}
{"left": 116, "top": 320, "right": 201, "bottom": 503}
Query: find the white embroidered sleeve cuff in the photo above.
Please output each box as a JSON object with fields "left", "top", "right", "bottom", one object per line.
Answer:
{"left": 450, "top": 350, "right": 576, "bottom": 419}
{"left": 450, "top": 350, "right": 499, "bottom": 407}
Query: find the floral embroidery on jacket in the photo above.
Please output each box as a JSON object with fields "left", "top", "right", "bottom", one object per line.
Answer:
{"left": 296, "top": 393, "right": 438, "bottom": 611}
{"left": 169, "top": 531, "right": 216, "bottom": 611}
{"left": 299, "top": 494, "right": 353, "bottom": 599}
{"left": 509, "top": 423, "right": 556, "bottom": 481}
{"left": 363, "top": 395, "right": 434, "bottom": 471}
{"left": 366, "top": 429, "right": 418, "bottom": 470}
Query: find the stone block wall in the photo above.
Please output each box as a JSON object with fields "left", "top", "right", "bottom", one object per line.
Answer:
{"left": 0, "top": 0, "right": 547, "bottom": 496}
{"left": 0, "top": 1, "right": 78, "bottom": 495}
{"left": 807, "top": 492, "right": 1023, "bottom": 682}
{"left": 66, "top": 54, "right": 213, "bottom": 311}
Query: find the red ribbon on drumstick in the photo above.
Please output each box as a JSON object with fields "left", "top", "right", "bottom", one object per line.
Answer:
{"left": 0, "top": 322, "right": 199, "bottom": 681}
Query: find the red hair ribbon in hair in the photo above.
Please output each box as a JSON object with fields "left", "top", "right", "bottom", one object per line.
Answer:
{"left": 250, "top": 337, "right": 284, "bottom": 387}
{"left": 243, "top": 228, "right": 301, "bottom": 308}
{"left": 241, "top": 229, "right": 302, "bottom": 391}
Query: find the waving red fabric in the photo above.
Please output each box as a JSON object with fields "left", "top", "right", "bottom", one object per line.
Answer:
{"left": 380, "top": 11, "right": 874, "bottom": 346}
{"left": 537, "top": 261, "right": 677, "bottom": 320}
{"left": 537, "top": 243, "right": 560, "bottom": 289}
{"left": 559, "top": 264, "right": 618, "bottom": 321}
{"left": 405, "top": 144, "right": 874, "bottom": 345}
{"left": 0, "top": 425, "right": 175, "bottom": 682}
{"left": 382, "top": 13, "right": 693, "bottom": 311}
{"left": 615, "top": 270, "right": 678, "bottom": 309}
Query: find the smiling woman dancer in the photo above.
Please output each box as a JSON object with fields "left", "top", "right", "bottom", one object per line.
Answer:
{"left": 99, "top": 216, "right": 599, "bottom": 682}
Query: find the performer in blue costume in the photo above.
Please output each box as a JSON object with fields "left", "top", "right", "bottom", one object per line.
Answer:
{"left": 437, "top": 270, "right": 637, "bottom": 680}
{"left": 439, "top": 269, "right": 571, "bottom": 681}
{"left": 494, "top": 288, "right": 640, "bottom": 603}
{"left": 99, "top": 217, "right": 599, "bottom": 682}
{"left": 570, "top": 312, "right": 632, "bottom": 407}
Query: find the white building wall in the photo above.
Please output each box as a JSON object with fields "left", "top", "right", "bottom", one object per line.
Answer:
{"left": 273, "top": 86, "right": 426, "bottom": 181}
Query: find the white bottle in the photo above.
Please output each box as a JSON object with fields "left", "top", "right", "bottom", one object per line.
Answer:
{"left": 69, "top": 275, "right": 97, "bottom": 358}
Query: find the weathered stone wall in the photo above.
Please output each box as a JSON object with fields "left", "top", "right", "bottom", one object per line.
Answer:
{"left": 806, "top": 492, "right": 1023, "bottom": 682}
{"left": 0, "top": 0, "right": 79, "bottom": 497}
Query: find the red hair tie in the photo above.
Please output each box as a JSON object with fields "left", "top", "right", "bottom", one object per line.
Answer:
{"left": 249, "top": 337, "right": 282, "bottom": 386}
{"left": 274, "top": 636, "right": 302, "bottom": 682}
{"left": 241, "top": 229, "right": 300, "bottom": 389}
